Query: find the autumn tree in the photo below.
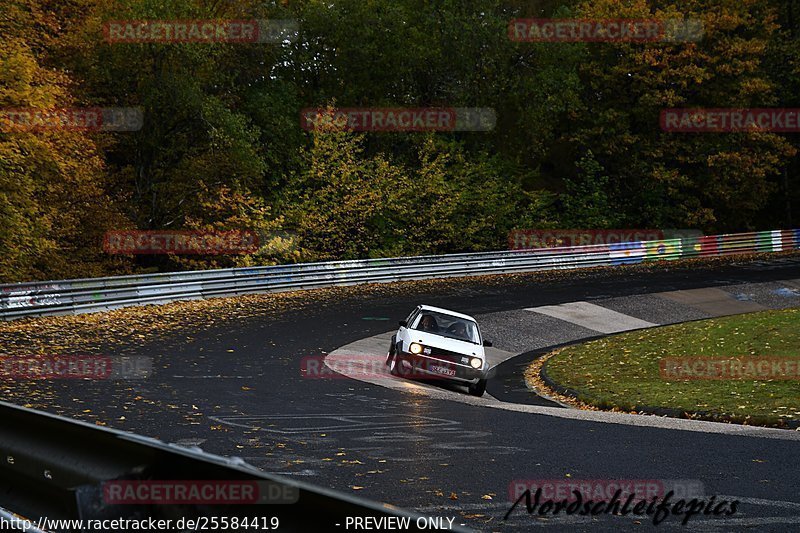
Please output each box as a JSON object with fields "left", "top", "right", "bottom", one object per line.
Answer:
{"left": 0, "top": 0, "right": 126, "bottom": 282}
{"left": 570, "top": 0, "right": 796, "bottom": 231}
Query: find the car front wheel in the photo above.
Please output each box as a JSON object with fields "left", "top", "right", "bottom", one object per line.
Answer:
{"left": 468, "top": 378, "right": 487, "bottom": 397}
{"left": 389, "top": 354, "right": 404, "bottom": 376}
{"left": 386, "top": 336, "right": 396, "bottom": 365}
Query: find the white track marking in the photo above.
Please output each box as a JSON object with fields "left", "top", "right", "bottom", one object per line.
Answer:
{"left": 524, "top": 302, "right": 656, "bottom": 334}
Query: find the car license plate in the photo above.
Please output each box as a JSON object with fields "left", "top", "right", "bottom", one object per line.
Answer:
{"left": 430, "top": 364, "right": 455, "bottom": 376}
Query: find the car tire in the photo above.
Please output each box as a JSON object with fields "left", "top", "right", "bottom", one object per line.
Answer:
{"left": 389, "top": 354, "right": 404, "bottom": 376}
{"left": 468, "top": 379, "right": 487, "bottom": 397}
{"left": 386, "top": 336, "right": 396, "bottom": 365}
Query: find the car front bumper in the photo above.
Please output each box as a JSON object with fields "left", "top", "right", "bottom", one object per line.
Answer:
{"left": 397, "top": 351, "right": 488, "bottom": 383}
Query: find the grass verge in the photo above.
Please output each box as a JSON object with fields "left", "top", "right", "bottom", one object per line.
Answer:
{"left": 531, "top": 308, "right": 800, "bottom": 428}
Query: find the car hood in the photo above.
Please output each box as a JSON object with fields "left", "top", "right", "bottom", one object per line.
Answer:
{"left": 407, "top": 330, "right": 485, "bottom": 358}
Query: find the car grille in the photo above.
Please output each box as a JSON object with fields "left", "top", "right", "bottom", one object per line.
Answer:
{"left": 425, "top": 346, "right": 474, "bottom": 366}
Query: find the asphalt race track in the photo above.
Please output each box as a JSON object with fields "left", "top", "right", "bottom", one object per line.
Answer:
{"left": 19, "top": 258, "right": 800, "bottom": 532}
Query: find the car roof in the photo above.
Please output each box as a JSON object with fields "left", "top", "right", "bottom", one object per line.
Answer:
{"left": 417, "top": 305, "right": 477, "bottom": 322}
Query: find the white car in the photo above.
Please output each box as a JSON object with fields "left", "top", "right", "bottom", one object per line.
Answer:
{"left": 386, "top": 305, "right": 492, "bottom": 397}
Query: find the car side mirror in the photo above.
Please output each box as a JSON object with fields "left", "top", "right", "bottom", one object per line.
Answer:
{"left": 483, "top": 340, "right": 493, "bottom": 347}
{"left": 399, "top": 320, "right": 407, "bottom": 327}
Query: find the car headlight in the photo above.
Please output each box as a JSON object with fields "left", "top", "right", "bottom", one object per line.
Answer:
{"left": 410, "top": 343, "right": 424, "bottom": 355}
{"left": 470, "top": 357, "right": 483, "bottom": 369}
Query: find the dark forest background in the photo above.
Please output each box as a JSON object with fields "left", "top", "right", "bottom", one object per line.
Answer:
{"left": 2, "top": 0, "right": 800, "bottom": 282}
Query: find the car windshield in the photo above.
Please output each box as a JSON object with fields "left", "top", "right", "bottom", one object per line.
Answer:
{"left": 411, "top": 311, "right": 480, "bottom": 344}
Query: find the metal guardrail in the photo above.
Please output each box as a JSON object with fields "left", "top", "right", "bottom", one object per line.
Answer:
{"left": 1, "top": 230, "right": 798, "bottom": 321}
{"left": 0, "top": 400, "right": 472, "bottom": 532}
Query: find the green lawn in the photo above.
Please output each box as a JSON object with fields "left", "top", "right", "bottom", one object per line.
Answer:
{"left": 542, "top": 308, "right": 800, "bottom": 426}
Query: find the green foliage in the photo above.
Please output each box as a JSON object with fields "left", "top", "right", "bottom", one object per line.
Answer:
{"left": 559, "top": 151, "right": 621, "bottom": 228}
{"left": 570, "top": 0, "right": 796, "bottom": 231}
{"left": 285, "top": 127, "right": 545, "bottom": 260}
{"left": 1, "top": 0, "right": 799, "bottom": 281}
